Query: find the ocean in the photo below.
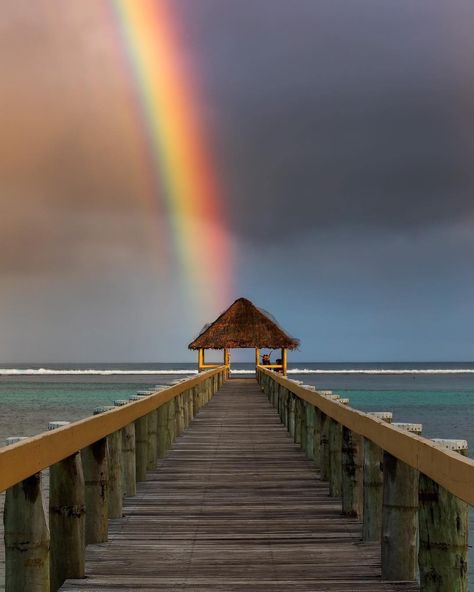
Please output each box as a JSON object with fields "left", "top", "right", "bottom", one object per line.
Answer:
{"left": 1, "top": 361, "right": 473, "bottom": 589}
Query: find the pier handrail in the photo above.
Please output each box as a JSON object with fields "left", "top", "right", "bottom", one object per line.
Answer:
{"left": 257, "top": 365, "right": 474, "bottom": 505}
{"left": 0, "top": 366, "right": 224, "bottom": 493}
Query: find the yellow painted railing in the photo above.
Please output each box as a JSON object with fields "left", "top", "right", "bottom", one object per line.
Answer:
{"left": 2, "top": 366, "right": 228, "bottom": 592}
{"left": 258, "top": 365, "right": 470, "bottom": 591}
{"left": 0, "top": 366, "right": 225, "bottom": 493}
{"left": 258, "top": 365, "right": 474, "bottom": 504}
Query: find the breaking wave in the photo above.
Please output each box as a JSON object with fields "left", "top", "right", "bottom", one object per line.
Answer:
{"left": 1, "top": 367, "right": 474, "bottom": 376}
{"left": 0, "top": 368, "right": 199, "bottom": 376}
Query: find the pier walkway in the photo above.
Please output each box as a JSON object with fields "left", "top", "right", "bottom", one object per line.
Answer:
{"left": 61, "top": 379, "right": 418, "bottom": 591}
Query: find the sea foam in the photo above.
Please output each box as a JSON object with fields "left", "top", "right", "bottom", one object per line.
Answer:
{"left": 1, "top": 367, "right": 474, "bottom": 376}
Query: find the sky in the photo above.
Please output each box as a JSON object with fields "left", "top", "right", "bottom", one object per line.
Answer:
{"left": 1, "top": 0, "right": 474, "bottom": 363}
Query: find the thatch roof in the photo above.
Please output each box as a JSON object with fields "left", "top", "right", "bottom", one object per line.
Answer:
{"left": 188, "top": 298, "right": 299, "bottom": 350}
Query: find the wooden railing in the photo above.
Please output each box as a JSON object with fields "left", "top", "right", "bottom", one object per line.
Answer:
{"left": 0, "top": 366, "right": 227, "bottom": 592}
{"left": 257, "top": 366, "right": 471, "bottom": 592}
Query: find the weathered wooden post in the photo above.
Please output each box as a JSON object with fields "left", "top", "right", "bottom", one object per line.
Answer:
{"left": 157, "top": 401, "right": 173, "bottom": 458}
{"left": 175, "top": 393, "right": 181, "bottom": 434}
{"left": 133, "top": 410, "right": 148, "bottom": 483}
{"left": 186, "top": 389, "right": 193, "bottom": 424}
{"left": 175, "top": 393, "right": 185, "bottom": 435}
{"left": 341, "top": 427, "right": 363, "bottom": 518}
{"left": 281, "top": 386, "right": 288, "bottom": 423}
{"left": 381, "top": 422, "right": 422, "bottom": 581}
{"left": 48, "top": 421, "right": 85, "bottom": 591}
{"left": 300, "top": 401, "right": 308, "bottom": 450}
{"left": 313, "top": 408, "right": 322, "bottom": 469}
{"left": 288, "top": 393, "right": 296, "bottom": 439}
{"left": 192, "top": 386, "right": 199, "bottom": 415}
{"left": 362, "top": 411, "right": 392, "bottom": 542}
{"left": 419, "top": 439, "right": 469, "bottom": 592}
{"left": 182, "top": 390, "right": 189, "bottom": 427}
{"left": 146, "top": 409, "right": 158, "bottom": 470}
{"left": 269, "top": 378, "right": 275, "bottom": 407}
{"left": 113, "top": 400, "right": 136, "bottom": 497}
{"left": 81, "top": 437, "right": 108, "bottom": 544}
{"left": 294, "top": 397, "right": 303, "bottom": 445}
{"left": 319, "top": 413, "right": 330, "bottom": 481}
{"left": 122, "top": 423, "right": 136, "bottom": 496}
{"left": 93, "top": 405, "right": 122, "bottom": 519}
{"left": 4, "top": 437, "right": 50, "bottom": 592}
{"left": 305, "top": 404, "right": 316, "bottom": 460}
{"left": 276, "top": 383, "right": 283, "bottom": 416}
{"left": 168, "top": 398, "right": 177, "bottom": 443}
{"left": 328, "top": 418, "right": 343, "bottom": 497}
{"left": 282, "top": 387, "right": 289, "bottom": 428}
{"left": 300, "top": 385, "right": 316, "bottom": 458}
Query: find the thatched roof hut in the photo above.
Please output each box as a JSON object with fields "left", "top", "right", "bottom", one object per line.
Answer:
{"left": 188, "top": 298, "right": 299, "bottom": 351}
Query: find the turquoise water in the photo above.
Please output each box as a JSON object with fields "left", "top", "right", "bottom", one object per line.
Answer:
{"left": 335, "top": 389, "right": 474, "bottom": 445}
{"left": 0, "top": 381, "right": 170, "bottom": 442}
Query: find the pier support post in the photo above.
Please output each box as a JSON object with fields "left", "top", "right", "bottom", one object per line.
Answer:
{"left": 282, "top": 387, "right": 289, "bottom": 428}
{"left": 182, "top": 391, "right": 190, "bottom": 427}
{"left": 300, "top": 401, "right": 307, "bottom": 450}
{"left": 341, "top": 427, "right": 363, "bottom": 518}
{"left": 4, "top": 438, "right": 50, "bottom": 592}
{"left": 187, "top": 389, "right": 193, "bottom": 424}
{"left": 362, "top": 412, "right": 392, "bottom": 542}
{"left": 113, "top": 400, "right": 136, "bottom": 497}
{"left": 305, "top": 404, "right": 316, "bottom": 460}
{"left": 276, "top": 383, "right": 282, "bottom": 416}
{"left": 288, "top": 393, "right": 296, "bottom": 439}
{"left": 168, "top": 399, "right": 176, "bottom": 443}
{"left": 94, "top": 407, "right": 123, "bottom": 518}
{"left": 419, "top": 439, "right": 469, "bottom": 592}
{"left": 381, "top": 423, "right": 422, "bottom": 581}
{"left": 134, "top": 415, "right": 148, "bottom": 482}
{"left": 275, "top": 383, "right": 281, "bottom": 412}
{"left": 313, "top": 409, "right": 322, "bottom": 468}
{"left": 81, "top": 438, "right": 108, "bottom": 544}
{"left": 146, "top": 410, "right": 158, "bottom": 470}
{"left": 192, "top": 386, "right": 198, "bottom": 415}
{"left": 176, "top": 395, "right": 185, "bottom": 435}
{"left": 320, "top": 413, "right": 330, "bottom": 481}
{"left": 107, "top": 430, "right": 123, "bottom": 518}
{"left": 157, "top": 402, "right": 173, "bottom": 458}
{"left": 270, "top": 380, "right": 276, "bottom": 408}
{"left": 49, "top": 421, "right": 85, "bottom": 591}
{"left": 328, "top": 419, "right": 343, "bottom": 497}
{"left": 362, "top": 439, "right": 382, "bottom": 541}
{"left": 121, "top": 423, "right": 136, "bottom": 496}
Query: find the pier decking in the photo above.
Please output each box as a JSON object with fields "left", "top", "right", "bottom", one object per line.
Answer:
{"left": 61, "top": 379, "right": 418, "bottom": 591}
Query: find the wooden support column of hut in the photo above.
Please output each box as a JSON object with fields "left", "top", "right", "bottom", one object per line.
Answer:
{"left": 189, "top": 298, "right": 298, "bottom": 376}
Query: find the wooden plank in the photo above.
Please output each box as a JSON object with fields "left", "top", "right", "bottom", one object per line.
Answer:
{"left": 61, "top": 380, "right": 417, "bottom": 591}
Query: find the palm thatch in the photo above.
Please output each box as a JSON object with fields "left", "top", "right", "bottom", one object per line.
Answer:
{"left": 188, "top": 298, "right": 299, "bottom": 350}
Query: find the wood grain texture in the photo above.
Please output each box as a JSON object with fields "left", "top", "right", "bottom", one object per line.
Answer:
{"left": 61, "top": 380, "right": 418, "bottom": 591}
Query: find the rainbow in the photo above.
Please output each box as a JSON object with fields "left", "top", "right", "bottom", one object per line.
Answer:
{"left": 110, "top": 0, "right": 233, "bottom": 315}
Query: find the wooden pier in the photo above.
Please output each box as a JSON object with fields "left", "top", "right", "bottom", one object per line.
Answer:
{"left": 60, "top": 379, "right": 417, "bottom": 591}
{"left": 1, "top": 366, "right": 473, "bottom": 591}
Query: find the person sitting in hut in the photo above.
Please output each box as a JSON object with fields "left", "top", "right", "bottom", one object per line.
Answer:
{"left": 262, "top": 353, "right": 271, "bottom": 365}
{"left": 275, "top": 358, "right": 282, "bottom": 373}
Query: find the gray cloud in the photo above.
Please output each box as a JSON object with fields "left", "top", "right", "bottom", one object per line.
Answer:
{"left": 179, "top": 0, "right": 474, "bottom": 242}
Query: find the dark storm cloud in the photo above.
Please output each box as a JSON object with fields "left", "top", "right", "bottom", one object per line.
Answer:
{"left": 180, "top": 0, "right": 474, "bottom": 242}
